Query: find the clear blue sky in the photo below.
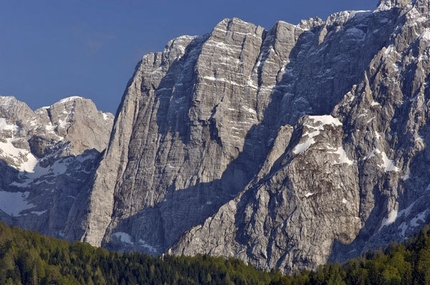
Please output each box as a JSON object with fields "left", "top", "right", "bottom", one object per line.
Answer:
{"left": 0, "top": 0, "right": 378, "bottom": 113}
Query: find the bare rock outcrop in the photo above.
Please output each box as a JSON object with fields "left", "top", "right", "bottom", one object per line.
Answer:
{"left": 0, "top": 96, "right": 113, "bottom": 238}
{"left": 2, "top": 0, "right": 430, "bottom": 274}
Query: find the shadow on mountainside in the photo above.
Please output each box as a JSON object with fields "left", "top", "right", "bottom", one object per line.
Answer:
{"left": 105, "top": 8, "right": 407, "bottom": 260}
{"left": 329, "top": 6, "right": 430, "bottom": 263}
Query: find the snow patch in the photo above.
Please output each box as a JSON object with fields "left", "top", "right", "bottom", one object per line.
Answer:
{"left": 0, "top": 139, "right": 38, "bottom": 172}
{"left": 241, "top": 106, "right": 257, "bottom": 115}
{"left": 113, "top": 232, "right": 133, "bottom": 244}
{"left": 380, "top": 151, "right": 399, "bottom": 172}
{"left": 377, "top": 1, "right": 394, "bottom": 11}
{"left": 304, "top": 192, "right": 315, "bottom": 198}
{"left": 293, "top": 115, "right": 342, "bottom": 154}
{"left": 364, "top": 149, "right": 399, "bottom": 172}
{"left": 309, "top": 115, "right": 342, "bottom": 127}
{"left": 345, "top": 27, "right": 366, "bottom": 40}
{"left": 383, "top": 45, "right": 395, "bottom": 59}
{"left": 421, "top": 29, "right": 430, "bottom": 45}
{"left": 381, "top": 209, "right": 398, "bottom": 227}
{"left": 328, "top": 147, "right": 354, "bottom": 165}
{"left": 402, "top": 168, "right": 411, "bottom": 180}
{"left": 30, "top": 210, "right": 47, "bottom": 216}
{"left": 139, "top": 239, "right": 158, "bottom": 253}
{"left": 0, "top": 191, "right": 35, "bottom": 216}
{"left": 398, "top": 222, "right": 408, "bottom": 237}
{"left": 0, "top": 118, "right": 18, "bottom": 132}
{"left": 10, "top": 159, "right": 69, "bottom": 187}
{"left": 410, "top": 210, "right": 428, "bottom": 227}
{"left": 57, "top": 119, "right": 69, "bottom": 129}
{"left": 58, "top": 96, "right": 84, "bottom": 104}
{"left": 364, "top": 148, "right": 379, "bottom": 160}
{"left": 398, "top": 201, "right": 417, "bottom": 218}
{"left": 293, "top": 133, "right": 319, "bottom": 154}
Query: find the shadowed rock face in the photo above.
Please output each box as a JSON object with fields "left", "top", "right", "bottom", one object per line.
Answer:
{"left": 0, "top": 96, "right": 114, "bottom": 238}
{"left": 2, "top": 0, "right": 430, "bottom": 274}
{"left": 66, "top": 0, "right": 430, "bottom": 273}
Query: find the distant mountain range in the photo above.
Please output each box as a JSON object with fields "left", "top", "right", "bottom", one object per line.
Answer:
{"left": 0, "top": 0, "right": 429, "bottom": 273}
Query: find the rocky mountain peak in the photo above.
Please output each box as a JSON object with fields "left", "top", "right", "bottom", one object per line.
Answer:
{"left": 61, "top": 1, "right": 430, "bottom": 274}
{"left": 377, "top": 0, "right": 412, "bottom": 10}
{"left": 2, "top": 1, "right": 430, "bottom": 275}
{"left": 0, "top": 96, "right": 113, "bottom": 239}
{"left": 414, "top": 0, "right": 429, "bottom": 14}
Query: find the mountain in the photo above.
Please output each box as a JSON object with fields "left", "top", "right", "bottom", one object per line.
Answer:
{"left": 0, "top": 96, "right": 114, "bottom": 238}
{"left": 1, "top": 0, "right": 430, "bottom": 274}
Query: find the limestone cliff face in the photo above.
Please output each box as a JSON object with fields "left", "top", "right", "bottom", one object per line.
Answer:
{"left": 0, "top": 96, "right": 113, "bottom": 238}
{"left": 170, "top": 1, "right": 430, "bottom": 272}
{"left": 2, "top": 0, "right": 430, "bottom": 274}
{"left": 64, "top": 0, "right": 430, "bottom": 272}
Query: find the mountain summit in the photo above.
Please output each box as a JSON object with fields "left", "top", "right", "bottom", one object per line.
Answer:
{"left": 1, "top": 0, "right": 430, "bottom": 273}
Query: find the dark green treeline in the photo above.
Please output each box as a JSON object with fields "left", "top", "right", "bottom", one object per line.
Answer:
{"left": 2, "top": 221, "right": 430, "bottom": 284}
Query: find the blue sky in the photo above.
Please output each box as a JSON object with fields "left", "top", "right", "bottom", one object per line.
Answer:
{"left": 0, "top": 0, "right": 378, "bottom": 113}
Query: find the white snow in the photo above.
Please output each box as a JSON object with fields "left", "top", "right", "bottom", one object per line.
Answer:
{"left": 30, "top": 210, "right": 47, "bottom": 216}
{"left": 381, "top": 208, "right": 398, "bottom": 227}
{"left": 398, "top": 201, "right": 417, "bottom": 218}
{"left": 202, "top": 76, "right": 254, "bottom": 89}
{"left": 402, "top": 168, "right": 411, "bottom": 180}
{"left": 10, "top": 158, "right": 69, "bottom": 187}
{"left": 0, "top": 139, "right": 38, "bottom": 172}
{"left": 57, "top": 119, "right": 69, "bottom": 129}
{"left": 398, "top": 222, "right": 408, "bottom": 237}
{"left": 328, "top": 147, "right": 354, "bottom": 165}
{"left": 304, "top": 192, "right": 315, "bottom": 198}
{"left": 410, "top": 210, "right": 428, "bottom": 227}
{"left": 345, "top": 27, "right": 366, "bottom": 40}
{"left": 383, "top": 45, "right": 395, "bottom": 59}
{"left": 421, "top": 29, "right": 430, "bottom": 42}
{"left": 139, "top": 239, "right": 158, "bottom": 253}
{"left": 102, "top": 113, "right": 110, "bottom": 121}
{"left": 293, "top": 135, "right": 319, "bottom": 154}
{"left": 374, "top": 132, "right": 382, "bottom": 140}
{"left": 380, "top": 151, "right": 399, "bottom": 172}
{"left": 402, "top": 174, "right": 410, "bottom": 180}
{"left": 309, "top": 115, "right": 342, "bottom": 127}
{"left": 377, "top": 0, "right": 394, "bottom": 11}
{"left": 406, "top": 8, "right": 427, "bottom": 25}
{"left": 364, "top": 148, "right": 378, "bottom": 160}
{"left": 113, "top": 232, "right": 133, "bottom": 244}
{"left": 363, "top": 149, "right": 399, "bottom": 172}
{"left": 58, "top": 96, "right": 84, "bottom": 104}
{"left": 342, "top": 198, "right": 348, "bottom": 204}
{"left": 0, "top": 118, "right": 18, "bottom": 132}
{"left": 0, "top": 191, "right": 35, "bottom": 216}
{"left": 293, "top": 115, "right": 342, "bottom": 154}
{"left": 76, "top": 152, "right": 97, "bottom": 163}
{"left": 241, "top": 106, "right": 257, "bottom": 115}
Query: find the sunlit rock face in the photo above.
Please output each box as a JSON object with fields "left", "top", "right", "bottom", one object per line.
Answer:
{"left": 0, "top": 96, "right": 113, "bottom": 239}
{"left": 2, "top": 0, "right": 430, "bottom": 274}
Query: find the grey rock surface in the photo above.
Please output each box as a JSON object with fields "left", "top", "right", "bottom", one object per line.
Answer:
{"left": 2, "top": 0, "right": 430, "bottom": 274}
{"left": 0, "top": 96, "right": 113, "bottom": 238}
{"left": 67, "top": 0, "right": 430, "bottom": 273}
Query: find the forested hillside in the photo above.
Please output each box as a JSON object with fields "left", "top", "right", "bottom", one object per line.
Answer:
{"left": 0, "top": 222, "right": 286, "bottom": 284}
{"left": 2, "top": 221, "right": 430, "bottom": 284}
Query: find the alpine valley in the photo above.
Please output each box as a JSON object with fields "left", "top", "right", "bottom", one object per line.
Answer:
{"left": 0, "top": 0, "right": 429, "bottom": 273}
